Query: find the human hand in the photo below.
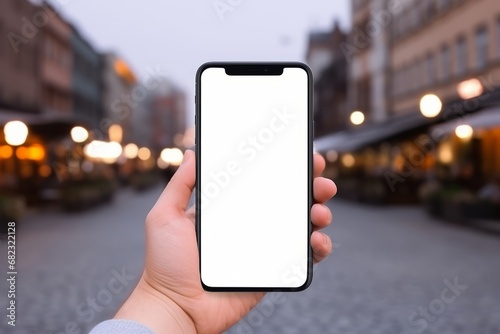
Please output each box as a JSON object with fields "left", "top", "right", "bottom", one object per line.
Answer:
{"left": 115, "top": 150, "right": 337, "bottom": 334}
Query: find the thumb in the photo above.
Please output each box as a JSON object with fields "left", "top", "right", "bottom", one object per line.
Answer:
{"left": 152, "top": 150, "right": 195, "bottom": 218}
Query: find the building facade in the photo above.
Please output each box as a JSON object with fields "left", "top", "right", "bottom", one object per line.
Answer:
{"left": 390, "top": 0, "right": 500, "bottom": 181}
{"left": 347, "top": 0, "right": 392, "bottom": 123}
{"left": 306, "top": 22, "right": 349, "bottom": 136}
{"left": 390, "top": 0, "right": 500, "bottom": 115}
{"left": 101, "top": 53, "right": 137, "bottom": 142}
{"left": 40, "top": 2, "right": 73, "bottom": 115}
{"left": 318, "top": 0, "right": 500, "bottom": 206}
{"left": 71, "top": 27, "right": 103, "bottom": 128}
{"left": 149, "top": 79, "right": 186, "bottom": 152}
{"left": 0, "top": 0, "right": 41, "bottom": 114}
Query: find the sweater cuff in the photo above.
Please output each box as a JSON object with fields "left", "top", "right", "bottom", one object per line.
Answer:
{"left": 89, "top": 319, "right": 156, "bottom": 334}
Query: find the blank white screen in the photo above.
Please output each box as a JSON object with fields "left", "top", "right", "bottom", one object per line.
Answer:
{"left": 200, "top": 67, "right": 309, "bottom": 288}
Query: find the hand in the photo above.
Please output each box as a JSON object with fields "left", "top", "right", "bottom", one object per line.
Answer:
{"left": 115, "top": 150, "right": 337, "bottom": 334}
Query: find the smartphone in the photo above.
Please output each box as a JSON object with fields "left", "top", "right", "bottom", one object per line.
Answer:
{"left": 195, "top": 62, "right": 313, "bottom": 291}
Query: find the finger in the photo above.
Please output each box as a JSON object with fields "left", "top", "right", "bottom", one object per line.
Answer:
{"left": 311, "top": 203, "right": 332, "bottom": 230}
{"left": 311, "top": 231, "right": 332, "bottom": 264}
{"left": 153, "top": 150, "right": 195, "bottom": 216}
{"left": 314, "top": 177, "right": 337, "bottom": 203}
{"left": 313, "top": 153, "right": 325, "bottom": 178}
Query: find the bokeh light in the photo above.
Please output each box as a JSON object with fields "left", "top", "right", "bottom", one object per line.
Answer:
{"left": 138, "top": 147, "right": 151, "bottom": 161}
{"left": 420, "top": 94, "right": 442, "bottom": 118}
{"left": 455, "top": 124, "right": 473, "bottom": 140}
{"left": 71, "top": 126, "right": 89, "bottom": 143}
{"left": 4, "top": 121, "right": 28, "bottom": 146}
{"left": 124, "top": 143, "right": 139, "bottom": 159}
{"left": 350, "top": 111, "right": 365, "bottom": 125}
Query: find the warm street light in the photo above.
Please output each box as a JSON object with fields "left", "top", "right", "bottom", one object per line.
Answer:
{"left": 420, "top": 94, "right": 442, "bottom": 118}
{"left": 109, "top": 124, "right": 123, "bottom": 143}
{"left": 138, "top": 147, "right": 151, "bottom": 161}
{"left": 326, "top": 150, "right": 338, "bottom": 162}
{"left": 4, "top": 121, "right": 28, "bottom": 146}
{"left": 27, "top": 144, "right": 45, "bottom": 161}
{"left": 438, "top": 143, "right": 453, "bottom": 164}
{"left": 160, "top": 148, "right": 184, "bottom": 166}
{"left": 341, "top": 154, "right": 355, "bottom": 168}
{"left": 84, "top": 140, "right": 123, "bottom": 162}
{"left": 124, "top": 143, "right": 139, "bottom": 159}
{"left": 71, "top": 126, "right": 89, "bottom": 143}
{"left": 0, "top": 145, "right": 13, "bottom": 159}
{"left": 457, "top": 78, "right": 483, "bottom": 100}
{"left": 350, "top": 111, "right": 365, "bottom": 125}
{"left": 455, "top": 124, "right": 473, "bottom": 140}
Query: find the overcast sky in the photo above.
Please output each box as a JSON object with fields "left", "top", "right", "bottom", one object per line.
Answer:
{"left": 50, "top": 0, "right": 350, "bottom": 118}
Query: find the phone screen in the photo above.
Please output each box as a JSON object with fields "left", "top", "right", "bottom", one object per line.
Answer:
{"left": 196, "top": 63, "right": 312, "bottom": 290}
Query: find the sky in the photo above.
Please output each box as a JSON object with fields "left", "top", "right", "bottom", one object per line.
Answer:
{"left": 49, "top": 0, "right": 351, "bottom": 118}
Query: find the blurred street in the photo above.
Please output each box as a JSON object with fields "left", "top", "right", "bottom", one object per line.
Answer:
{"left": 1, "top": 187, "right": 499, "bottom": 334}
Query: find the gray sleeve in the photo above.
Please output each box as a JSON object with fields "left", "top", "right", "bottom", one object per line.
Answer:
{"left": 89, "top": 319, "right": 156, "bottom": 334}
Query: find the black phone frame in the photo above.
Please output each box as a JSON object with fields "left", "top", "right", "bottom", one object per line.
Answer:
{"left": 195, "top": 62, "right": 314, "bottom": 292}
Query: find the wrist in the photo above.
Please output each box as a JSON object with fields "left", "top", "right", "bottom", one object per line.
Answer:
{"left": 115, "top": 276, "right": 197, "bottom": 334}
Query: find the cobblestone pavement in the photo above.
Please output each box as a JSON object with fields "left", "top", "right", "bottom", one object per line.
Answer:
{"left": 1, "top": 187, "right": 499, "bottom": 333}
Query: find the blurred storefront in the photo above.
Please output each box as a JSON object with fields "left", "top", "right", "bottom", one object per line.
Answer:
{"left": 0, "top": 0, "right": 184, "bottom": 220}
{"left": 314, "top": 0, "right": 500, "bottom": 221}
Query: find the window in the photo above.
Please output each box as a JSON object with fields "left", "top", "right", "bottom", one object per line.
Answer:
{"left": 497, "top": 18, "right": 500, "bottom": 59}
{"left": 440, "top": 44, "right": 451, "bottom": 81}
{"left": 426, "top": 52, "right": 435, "bottom": 85}
{"left": 413, "top": 58, "right": 421, "bottom": 90}
{"left": 392, "top": 71, "right": 399, "bottom": 97}
{"left": 400, "top": 66, "right": 407, "bottom": 95}
{"left": 0, "top": 20, "right": 4, "bottom": 57}
{"left": 407, "top": 64, "right": 414, "bottom": 92}
{"left": 475, "top": 26, "right": 488, "bottom": 70}
{"left": 456, "top": 36, "right": 467, "bottom": 76}
{"left": 411, "top": 61, "right": 419, "bottom": 91}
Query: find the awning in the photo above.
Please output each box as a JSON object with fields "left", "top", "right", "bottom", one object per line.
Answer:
{"left": 314, "top": 112, "right": 434, "bottom": 153}
{"left": 430, "top": 106, "right": 500, "bottom": 138}
{"left": 1, "top": 109, "right": 90, "bottom": 140}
